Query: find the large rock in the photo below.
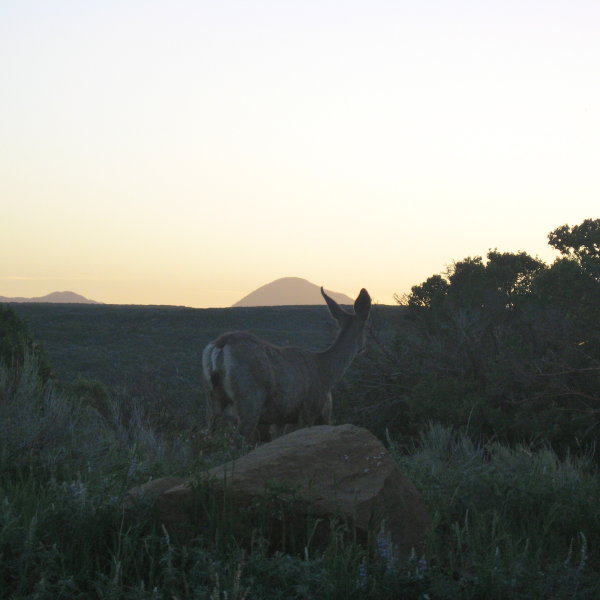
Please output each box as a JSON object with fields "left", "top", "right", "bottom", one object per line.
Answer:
{"left": 128, "top": 425, "right": 429, "bottom": 557}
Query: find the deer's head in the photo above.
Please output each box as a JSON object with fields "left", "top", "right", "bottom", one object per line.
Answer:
{"left": 321, "top": 287, "right": 372, "bottom": 354}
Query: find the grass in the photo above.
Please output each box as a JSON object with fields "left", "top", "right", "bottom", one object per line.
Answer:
{"left": 391, "top": 425, "right": 600, "bottom": 598}
{"left": 2, "top": 360, "right": 599, "bottom": 598}
{"left": 9, "top": 302, "right": 401, "bottom": 415}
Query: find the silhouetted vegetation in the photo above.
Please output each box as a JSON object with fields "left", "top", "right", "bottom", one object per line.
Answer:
{"left": 344, "top": 219, "right": 600, "bottom": 457}
{"left": 0, "top": 305, "right": 51, "bottom": 382}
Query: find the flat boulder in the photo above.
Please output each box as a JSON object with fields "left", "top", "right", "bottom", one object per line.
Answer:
{"left": 129, "top": 424, "right": 429, "bottom": 557}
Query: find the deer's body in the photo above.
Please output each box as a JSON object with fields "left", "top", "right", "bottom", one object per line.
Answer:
{"left": 202, "top": 287, "right": 371, "bottom": 443}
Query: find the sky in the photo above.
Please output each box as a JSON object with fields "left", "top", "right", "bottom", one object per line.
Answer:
{"left": 1, "top": 1, "right": 598, "bottom": 307}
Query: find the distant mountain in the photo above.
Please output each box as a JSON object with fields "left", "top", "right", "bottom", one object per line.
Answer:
{"left": 0, "top": 291, "right": 100, "bottom": 304}
{"left": 232, "top": 277, "right": 354, "bottom": 307}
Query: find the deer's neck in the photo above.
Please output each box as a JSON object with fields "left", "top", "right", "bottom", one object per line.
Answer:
{"left": 317, "top": 326, "right": 361, "bottom": 387}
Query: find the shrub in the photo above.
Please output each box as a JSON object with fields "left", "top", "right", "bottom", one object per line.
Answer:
{"left": 0, "top": 305, "right": 51, "bottom": 382}
{"left": 341, "top": 223, "right": 600, "bottom": 454}
{"left": 391, "top": 424, "right": 600, "bottom": 598}
{"left": 0, "top": 354, "right": 76, "bottom": 476}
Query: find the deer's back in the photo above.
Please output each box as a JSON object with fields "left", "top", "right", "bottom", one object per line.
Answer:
{"left": 208, "top": 331, "right": 325, "bottom": 421}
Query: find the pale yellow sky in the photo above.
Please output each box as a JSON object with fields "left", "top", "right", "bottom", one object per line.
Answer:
{"left": 2, "top": 1, "right": 598, "bottom": 307}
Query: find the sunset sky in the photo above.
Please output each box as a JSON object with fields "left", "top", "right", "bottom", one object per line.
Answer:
{"left": 2, "top": 1, "right": 598, "bottom": 307}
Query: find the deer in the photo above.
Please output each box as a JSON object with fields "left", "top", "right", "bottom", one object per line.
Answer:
{"left": 202, "top": 286, "right": 371, "bottom": 443}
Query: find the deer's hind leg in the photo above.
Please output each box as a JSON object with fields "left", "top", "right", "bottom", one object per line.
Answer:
{"left": 221, "top": 353, "right": 267, "bottom": 444}
{"left": 233, "top": 387, "right": 267, "bottom": 443}
{"left": 205, "top": 386, "right": 236, "bottom": 434}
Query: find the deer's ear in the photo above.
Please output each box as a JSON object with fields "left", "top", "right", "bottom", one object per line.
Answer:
{"left": 321, "top": 287, "right": 346, "bottom": 321}
{"left": 354, "top": 288, "right": 371, "bottom": 320}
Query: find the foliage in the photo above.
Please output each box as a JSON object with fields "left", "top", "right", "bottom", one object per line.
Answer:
{"left": 344, "top": 219, "right": 600, "bottom": 453}
{"left": 407, "top": 250, "right": 546, "bottom": 310}
{"left": 548, "top": 218, "right": 600, "bottom": 266}
{"left": 0, "top": 305, "right": 51, "bottom": 382}
{"left": 391, "top": 424, "right": 600, "bottom": 598}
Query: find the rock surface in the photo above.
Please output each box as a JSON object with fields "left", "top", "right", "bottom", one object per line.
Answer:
{"left": 129, "top": 424, "right": 430, "bottom": 556}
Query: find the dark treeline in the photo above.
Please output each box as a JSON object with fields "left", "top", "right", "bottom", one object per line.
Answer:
{"left": 345, "top": 218, "right": 600, "bottom": 455}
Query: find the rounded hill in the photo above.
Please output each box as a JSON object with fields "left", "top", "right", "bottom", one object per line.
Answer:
{"left": 232, "top": 278, "right": 354, "bottom": 307}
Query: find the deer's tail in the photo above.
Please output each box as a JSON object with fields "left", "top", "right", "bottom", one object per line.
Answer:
{"left": 202, "top": 343, "right": 224, "bottom": 390}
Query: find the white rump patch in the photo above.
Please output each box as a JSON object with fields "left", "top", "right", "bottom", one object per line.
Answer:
{"left": 202, "top": 343, "right": 221, "bottom": 385}
{"left": 211, "top": 346, "right": 221, "bottom": 371}
{"left": 221, "top": 345, "right": 237, "bottom": 399}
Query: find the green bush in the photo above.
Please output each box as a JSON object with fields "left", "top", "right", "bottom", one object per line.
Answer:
{"left": 0, "top": 305, "right": 51, "bottom": 382}
{"left": 342, "top": 220, "right": 600, "bottom": 454}
{"left": 0, "top": 356, "right": 75, "bottom": 476}
{"left": 391, "top": 424, "right": 600, "bottom": 598}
